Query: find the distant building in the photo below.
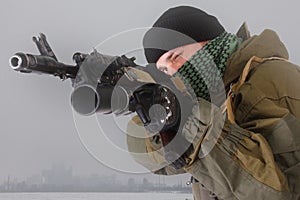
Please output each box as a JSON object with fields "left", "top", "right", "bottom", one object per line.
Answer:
{"left": 26, "top": 175, "right": 43, "bottom": 186}
{"left": 42, "top": 164, "right": 73, "bottom": 186}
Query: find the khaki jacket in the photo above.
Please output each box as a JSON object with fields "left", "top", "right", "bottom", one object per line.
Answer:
{"left": 127, "top": 24, "right": 300, "bottom": 199}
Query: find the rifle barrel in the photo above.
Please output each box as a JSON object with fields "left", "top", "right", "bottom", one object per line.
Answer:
{"left": 10, "top": 52, "right": 78, "bottom": 79}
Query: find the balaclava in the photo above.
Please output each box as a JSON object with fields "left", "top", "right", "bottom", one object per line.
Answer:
{"left": 143, "top": 6, "right": 242, "bottom": 102}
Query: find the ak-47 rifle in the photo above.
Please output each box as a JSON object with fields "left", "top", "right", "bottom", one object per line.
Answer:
{"left": 10, "top": 33, "right": 195, "bottom": 169}
{"left": 10, "top": 33, "right": 190, "bottom": 128}
{"left": 10, "top": 33, "right": 141, "bottom": 115}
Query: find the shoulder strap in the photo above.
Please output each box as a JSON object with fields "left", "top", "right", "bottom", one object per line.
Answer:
{"left": 222, "top": 56, "right": 288, "bottom": 124}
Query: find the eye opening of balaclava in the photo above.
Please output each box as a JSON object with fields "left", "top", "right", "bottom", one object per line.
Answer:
{"left": 142, "top": 6, "right": 242, "bottom": 103}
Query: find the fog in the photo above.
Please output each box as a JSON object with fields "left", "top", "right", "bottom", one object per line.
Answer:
{"left": 1, "top": 0, "right": 300, "bottom": 185}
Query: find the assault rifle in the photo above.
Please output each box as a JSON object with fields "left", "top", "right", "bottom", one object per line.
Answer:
{"left": 10, "top": 33, "right": 146, "bottom": 115}
{"left": 10, "top": 33, "right": 193, "bottom": 127}
{"left": 10, "top": 33, "right": 195, "bottom": 169}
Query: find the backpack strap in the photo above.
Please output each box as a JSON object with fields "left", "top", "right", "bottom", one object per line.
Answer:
{"left": 221, "top": 56, "right": 288, "bottom": 124}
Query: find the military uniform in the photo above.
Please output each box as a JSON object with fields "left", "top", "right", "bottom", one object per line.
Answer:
{"left": 127, "top": 24, "right": 300, "bottom": 199}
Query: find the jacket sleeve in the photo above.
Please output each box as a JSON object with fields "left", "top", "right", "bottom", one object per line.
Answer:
{"left": 181, "top": 98, "right": 295, "bottom": 200}
{"left": 126, "top": 115, "right": 186, "bottom": 175}
{"left": 127, "top": 98, "right": 296, "bottom": 199}
{"left": 232, "top": 60, "right": 300, "bottom": 196}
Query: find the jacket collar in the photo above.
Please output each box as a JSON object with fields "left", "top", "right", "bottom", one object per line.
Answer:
{"left": 223, "top": 23, "right": 289, "bottom": 91}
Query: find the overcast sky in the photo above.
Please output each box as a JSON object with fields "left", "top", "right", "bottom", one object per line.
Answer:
{"left": 1, "top": 0, "right": 300, "bottom": 185}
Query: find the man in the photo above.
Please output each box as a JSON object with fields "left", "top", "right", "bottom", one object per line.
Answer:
{"left": 127, "top": 6, "right": 300, "bottom": 199}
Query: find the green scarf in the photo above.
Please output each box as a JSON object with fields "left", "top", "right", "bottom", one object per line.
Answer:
{"left": 173, "top": 32, "right": 242, "bottom": 102}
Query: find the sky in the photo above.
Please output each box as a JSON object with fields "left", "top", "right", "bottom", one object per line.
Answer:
{"left": 1, "top": 0, "right": 300, "bottom": 185}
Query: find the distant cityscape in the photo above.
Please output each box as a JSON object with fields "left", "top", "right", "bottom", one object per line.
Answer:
{"left": 0, "top": 165, "right": 192, "bottom": 193}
